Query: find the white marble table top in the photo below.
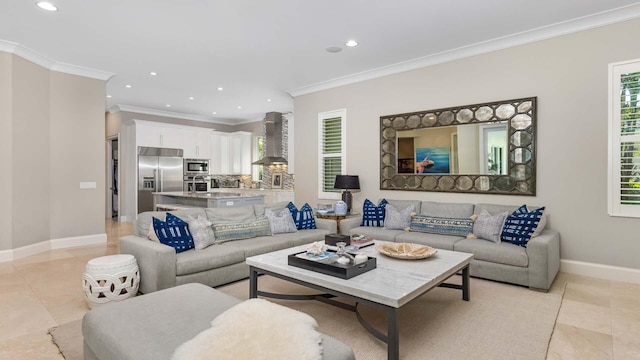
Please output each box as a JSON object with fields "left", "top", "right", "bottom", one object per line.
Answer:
{"left": 246, "top": 241, "right": 473, "bottom": 308}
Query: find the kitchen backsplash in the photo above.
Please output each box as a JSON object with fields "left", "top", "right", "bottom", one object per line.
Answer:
{"left": 262, "top": 113, "right": 294, "bottom": 191}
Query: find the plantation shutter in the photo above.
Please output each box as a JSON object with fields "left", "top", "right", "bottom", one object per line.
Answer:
{"left": 609, "top": 60, "right": 640, "bottom": 217}
{"left": 322, "top": 117, "right": 343, "bottom": 193}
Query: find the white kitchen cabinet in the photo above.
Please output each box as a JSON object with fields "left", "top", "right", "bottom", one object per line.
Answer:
{"left": 134, "top": 121, "right": 185, "bottom": 150}
{"left": 210, "top": 131, "right": 252, "bottom": 174}
{"left": 183, "top": 129, "right": 212, "bottom": 159}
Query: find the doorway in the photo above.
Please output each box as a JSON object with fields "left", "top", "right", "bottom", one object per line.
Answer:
{"left": 106, "top": 136, "right": 120, "bottom": 219}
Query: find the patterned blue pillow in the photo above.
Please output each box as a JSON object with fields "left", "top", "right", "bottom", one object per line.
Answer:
{"left": 152, "top": 213, "right": 194, "bottom": 253}
{"left": 287, "top": 202, "right": 317, "bottom": 230}
{"left": 360, "top": 199, "right": 388, "bottom": 227}
{"left": 501, "top": 205, "right": 545, "bottom": 247}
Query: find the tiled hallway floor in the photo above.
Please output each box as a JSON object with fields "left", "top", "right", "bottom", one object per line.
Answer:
{"left": 0, "top": 220, "right": 638, "bottom": 359}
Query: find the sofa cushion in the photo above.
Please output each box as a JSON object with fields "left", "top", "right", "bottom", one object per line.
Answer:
{"left": 501, "top": 205, "right": 546, "bottom": 247}
{"left": 385, "top": 199, "right": 422, "bottom": 214}
{"left": 206, "top": 206, "right": 256, "bottom": 223}
{"left": 265, "top": 208, "right": 298, "bottom": 234}
{"left": 253, "top": 201, "right": 290, "bottom": 217}
{"left": 472, "top": 210, "right": 509, "bottom": 243}
{"left": 176, "top": 245, "right": 246, "bottom": 276}
{"left": 454, "top": 238, "right": 529, "bottom": 267}
{"left": 136, "top": 208, "right": 206, "bottom": 238}
{"left": 153, "top": 214, "right": 195, "bottom": 253}
{"left": 348, "top": 226, "right": 404, "bottom": 242}
{"left": 212, "top": 217, "right": 272, "bottom": 244}
{"left": 221, "top": 235, "right": 297, "bottom": 258}
{"left": 287, "top": 202, "right": 317, "bottom": 230}
{"left": 384, "top": 204, "right": 415, "bottom": 230}
{"left": 360, "top": 199, "right": 388, "bottom": 227}
{"left": 409, "top": 214, "right": 474, "bottom": 237}
{"left": 394, "top": 232, "right": 464, "bottom": 251}
{"left": 420, "top": 201, "right": 474, "bottom": 218}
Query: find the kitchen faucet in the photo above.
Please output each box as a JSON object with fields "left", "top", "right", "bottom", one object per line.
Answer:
{"left": 191, "top": 174, "right": 209, "bottom": 194}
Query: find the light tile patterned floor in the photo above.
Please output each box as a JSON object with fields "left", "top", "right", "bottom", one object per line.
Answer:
{"left": 0, "top": 219, "right": 638, "bottom": 359}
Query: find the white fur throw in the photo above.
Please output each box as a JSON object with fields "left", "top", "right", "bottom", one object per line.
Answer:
{"left": 171, "top": 298, "right": 323, "bottom": 360}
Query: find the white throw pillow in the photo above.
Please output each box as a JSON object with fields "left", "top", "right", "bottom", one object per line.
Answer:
{"left": 265, "top": 208, "right": 298, "bottom": 234}
{"left": 384, "top": 204, "right": 415, "bottom": 230}
{"left": 473, "top": 209, "right": 509, "bottom": 243}
{"left": 186, "top": 215, "right": 216, "bottom": 250}
{"left": 531, "top": 213, "right": 548, "bottom": 237}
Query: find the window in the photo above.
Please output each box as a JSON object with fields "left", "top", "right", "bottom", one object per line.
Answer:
{"left": 318, "top": 109, "right": 346, "bottom": 199}
{"left": 609, "top": 59, "right": 640, "bottom": 217}
{"left": 252, "top": 136, "right": 264, "bottom": 182}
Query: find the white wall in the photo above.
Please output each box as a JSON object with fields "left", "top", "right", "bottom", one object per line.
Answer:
{"left": 0, "top": 52, "right": 106, "bottom": 253}
{"left": 293, "top": 18, "right": 640, "bottom": 270}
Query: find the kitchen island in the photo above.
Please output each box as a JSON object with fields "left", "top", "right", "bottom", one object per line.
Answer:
{"left": 153, "top": 192, "right": 265, "bottom": 210}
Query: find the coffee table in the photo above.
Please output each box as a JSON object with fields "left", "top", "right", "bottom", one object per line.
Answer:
{"left": 246, "top": 241, "right": 473, "bottom": 360}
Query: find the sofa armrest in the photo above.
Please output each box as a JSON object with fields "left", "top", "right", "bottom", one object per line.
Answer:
{"left": 120, "top": 235, "right": 177, "bottom": 294}
{"left": 339, "top": 217, "right": 362, "bottom": 235}
{"left": 315, "top": 218, "right": 337, "bottom": 233}
{"left": 526, "top": 229, "right": 560, "bottom": 291}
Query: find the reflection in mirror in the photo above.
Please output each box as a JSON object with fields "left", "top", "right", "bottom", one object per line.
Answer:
{"left": 397, "top": 122, "right": 507, "bottom": 175}
{"left": 380, "top": 97, "right": 536, "bottom": 195}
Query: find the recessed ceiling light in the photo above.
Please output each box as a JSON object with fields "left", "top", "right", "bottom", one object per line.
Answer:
{"left": 36, "top": 2, "right": 58, "bottom": 11}
{"left": 166, "top": 104, "right": 171, "bottom": 107}
{"left": 125, "top": 84, "right": 132, "bottom": 88}
{"left": 188, "top": 97, "right": 194, "bottom": 100}
{"left": 217, "top": 87, "right": 224, "bottom": 91}
{"left": 106, "top": 95, "right": 112, "bottom": 98}
{"left": 326, "top": 47, "right": 342, "bottom": 53}
{"left": 149, "top": 72, "right": 158, "bottom": 76}
{"left": 212, "top": 112, "right": 217, "bottom": 115}
{"left": 266, "top": 99, "right": 272, "bottom": 102}
{"left": 345, "top": 40, "right": 359, "bottom": 47}
{"left": 237, "top": 106, "right": 242, "bottom": 109}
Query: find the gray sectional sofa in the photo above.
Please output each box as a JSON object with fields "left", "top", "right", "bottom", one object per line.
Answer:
{"left": 121, "top": 202, "right": 335, "bottom": 294}
{"left": 340, "top": 200, "right": 560, "bottom": 291}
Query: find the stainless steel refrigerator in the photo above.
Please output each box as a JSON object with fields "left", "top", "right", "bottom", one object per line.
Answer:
{"left": 138, "top": 147, "right": 184, "bottom": 213}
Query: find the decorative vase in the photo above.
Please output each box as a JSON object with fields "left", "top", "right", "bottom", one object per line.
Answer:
{"left": 334, "top": 201, "right": 348, "bottom": 216}
{"left": 332, "top": 242, "right": 355, "bottom": 266}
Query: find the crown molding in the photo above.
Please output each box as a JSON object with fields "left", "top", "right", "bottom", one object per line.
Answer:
{"left": 0, "top": 39, "right": 114, "bottom": 81}
{"left": 111, "top": 104, "right": 239, "bottom": 125}
{"left": 287, "top": 3, "right": 640, "bottom": 97}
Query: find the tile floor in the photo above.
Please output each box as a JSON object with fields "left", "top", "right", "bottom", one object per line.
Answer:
{"left": 0, "top": 219, "right": 638, "bottom": 359}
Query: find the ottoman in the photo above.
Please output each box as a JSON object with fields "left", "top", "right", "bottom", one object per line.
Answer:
{"left": 82, "top": 283, "right": 356, "bottom": 360}
{"left": 82, "top": 254, "right": 140, "bottom": 308}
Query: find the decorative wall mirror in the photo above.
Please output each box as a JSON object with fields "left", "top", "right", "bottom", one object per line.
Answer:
{"left": 380, "top": 97, "right": 537, "bottom": 195}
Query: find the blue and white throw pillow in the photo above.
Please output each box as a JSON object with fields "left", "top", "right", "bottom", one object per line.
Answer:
{"left": 287, "top": 202, "right": 317, "bottom": 230}
{"left": 360, "top": 199, "right": 388, "bottom": 227}
{"left": 500, "top": 205, "right": 545, "bottom": 247}
{"left": 152, "top": 213, "right": 195, "bottom": 253}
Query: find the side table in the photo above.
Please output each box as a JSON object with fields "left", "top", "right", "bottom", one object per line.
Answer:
{"left": 315, "top": 213, "right": 359, "bottom": 234}
{"left": 82, "top": 254, "right": 140, "bottom": 308}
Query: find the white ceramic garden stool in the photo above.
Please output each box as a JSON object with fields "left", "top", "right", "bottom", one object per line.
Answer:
{"left": 82, "top": 254, "right": 140, "bottom": 309}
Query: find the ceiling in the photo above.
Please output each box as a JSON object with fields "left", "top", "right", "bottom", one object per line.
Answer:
{"left": 1, "top": 1, "right": 640, "bottom": 124}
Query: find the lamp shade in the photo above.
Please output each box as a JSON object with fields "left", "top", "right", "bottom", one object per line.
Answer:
{"left": 334, "top": 175, "right": 360, "bottom": 190}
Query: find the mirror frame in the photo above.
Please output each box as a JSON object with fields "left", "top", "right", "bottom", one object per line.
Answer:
{"left": 380, "top": 97, "right": 537, "bottom": 195}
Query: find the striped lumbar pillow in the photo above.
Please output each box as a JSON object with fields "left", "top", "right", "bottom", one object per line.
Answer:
{"left": 409, "top": 214, "right": 475, "bottom": 237}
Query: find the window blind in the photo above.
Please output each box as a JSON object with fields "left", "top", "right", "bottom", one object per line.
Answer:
{"left": 321, "top": 117, "right": 343, "bottom": 193}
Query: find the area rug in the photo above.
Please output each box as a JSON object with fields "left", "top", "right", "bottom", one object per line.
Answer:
{"left": 50, "top": 276, "right": 564, "bottom": 360}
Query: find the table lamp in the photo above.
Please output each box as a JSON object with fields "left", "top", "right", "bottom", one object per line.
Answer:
{"left": 334, "top": 175, "right": 360, "bottom": 214}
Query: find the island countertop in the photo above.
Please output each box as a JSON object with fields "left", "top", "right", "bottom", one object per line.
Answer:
{"left": 152, "top": 192, "right": 265, "bottom": 210}
{"left": 152, "top": 191, "right": 265, "bottom": 199}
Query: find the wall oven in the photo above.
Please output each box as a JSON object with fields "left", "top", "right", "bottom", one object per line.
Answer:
{"left": 184, "top": 177, "right": 209, "bottom": 193}
{"left": 183, "top": 158, "right": 210, "bottom": 176}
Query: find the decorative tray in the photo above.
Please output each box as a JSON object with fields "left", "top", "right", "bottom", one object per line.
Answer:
{"left": 287, "top": 250, "right": 377, "bottom": 279}
{"left": 375, "top": 242, "right": 437, "bottom": 260}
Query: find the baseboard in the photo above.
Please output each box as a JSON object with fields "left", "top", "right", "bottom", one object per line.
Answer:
{"left": 560, "top": 259, "right": 640, "bottom": 285}
{"left": 0, "top": 233, "right": 108, "bottom": 263}
{"left": 50, "top": 233, "right": 107, "bottom": 249}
